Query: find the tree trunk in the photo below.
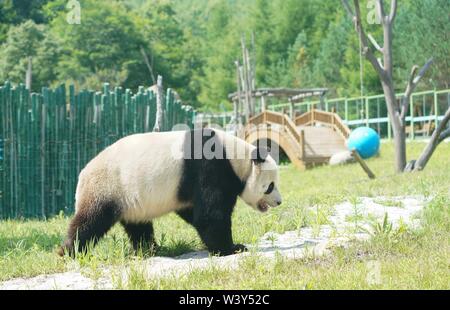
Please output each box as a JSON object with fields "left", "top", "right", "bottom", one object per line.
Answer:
{"left": 393, "top": 126, "right": 407, "bottom": 172}
{"left": 381, "top": 80, "right": 407, "bottom": 172}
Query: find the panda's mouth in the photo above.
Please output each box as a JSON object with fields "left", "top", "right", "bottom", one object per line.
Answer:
{"left": 257, "top": 201, "right": 270, "bottom": 213}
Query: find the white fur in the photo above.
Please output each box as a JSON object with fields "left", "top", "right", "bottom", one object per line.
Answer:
{"left": 75, "top": 130, "right": 281, "bottom": 223}
{"left": 214, "top": 130, "right": 281, "bottom": 211}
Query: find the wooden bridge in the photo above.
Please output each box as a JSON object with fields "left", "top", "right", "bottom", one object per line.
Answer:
{"left": 242, "top": 109, "right": 351, "bottom": 170}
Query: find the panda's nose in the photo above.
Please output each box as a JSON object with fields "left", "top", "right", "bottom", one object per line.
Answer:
{"left": 276, "top": 199, "right": 282, "bottom": 206}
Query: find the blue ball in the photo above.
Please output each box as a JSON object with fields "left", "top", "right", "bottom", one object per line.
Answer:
{"left": 347, "top": 127, "right": 380, "bottom": 159}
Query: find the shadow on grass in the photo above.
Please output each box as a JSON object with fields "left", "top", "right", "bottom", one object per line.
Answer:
{"left": 156, "top": 240, "right": 198, "bottom": 258}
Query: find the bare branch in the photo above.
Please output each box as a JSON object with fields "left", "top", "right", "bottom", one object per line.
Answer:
{"left": 377, "top": 57, "right": 383, "bottom": 68}
{"left": 404, "top": 65, "right": 420, "bottom": 98}
{"left": 414, "top": 58, "right": 434, "bottom": 84}
{"left": 413, "top": 107, "right": 450, "bottom": 171}
{"left": 439, "top": 128, "right": 450, "bottom": 144}
{"left": 140, "top": 47, "right": 156, "bottom": 85}
{"left": 368, "top": 34, "right": 383, "bottom": 53}
{"left": 376, "top": 0, "right": 387, "bottom": 24}
{"left": 400, "top": 58, "right": 434, "bottom": 120}
{"left": 341, "top": 0, "right": 354, "bottom": 18}
{"left": 389, "top": 0, "right": 398, "bottom": 23}
{"left": 351, "top": 0, "right": 387, "bottom": 79}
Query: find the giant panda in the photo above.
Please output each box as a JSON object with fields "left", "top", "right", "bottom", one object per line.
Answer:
{"left": 58, "top": 128, "right": 282, "bottom": 257}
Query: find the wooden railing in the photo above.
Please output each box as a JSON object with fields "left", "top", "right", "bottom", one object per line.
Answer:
{"left": 245, "top": 109, "right": 351, "bottom": 163}
{"left": 248, "top": 111, "right": 303, "bottom": 144}
{"left": 295, "top": 109, "right": 351, "bottom": 140}
{"left": 247, "top": 111, "right": 305, "bottom": 158}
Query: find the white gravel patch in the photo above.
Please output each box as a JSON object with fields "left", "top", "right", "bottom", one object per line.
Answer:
{"left": 0, "top": 196, "right": 428, "bottom": 290}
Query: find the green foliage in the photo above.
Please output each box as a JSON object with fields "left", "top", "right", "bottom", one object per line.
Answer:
{"left": 0, "top": 20, "right": 60, "bottom": 91}
{"left": 0, "top": 0, "right": 448, "bottom": 109}
{"left": 394, "top": 0, "right": 450, "bottom": 90}
{"left": 0, "top": 0, "right": 53, "bottom": 43}
{"left": 48, "top": 0, "right": 148, "bottom": 90}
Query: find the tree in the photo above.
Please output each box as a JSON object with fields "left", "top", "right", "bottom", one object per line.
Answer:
{"left": 265, "top": 32, "right": 308, "bottom": 88}
{"left": 250, "top": 0, "right": 276, "bottom": 86}
{"left": 47, "top": 0, "right": 148, "bottom": 90}
{"left": 196, "top": 0, "right": 239, "bottom": 110}
{"left": 395, "top": 0, "right": 450, "bottom": 89}
{"left": 0, "top": 0, "right": 53, "bottom": 43}
{"left": 311, "top": 19, "right": 354, "bottom": 94}
{"left": 342, "top": 0, "right": 430, "bottom": 172}
{"left": 0, "top": 20, "right": 60, "bottom": 90}
{"left": 342, "top": 0, "right": 449, "bottom": 173}
{"left": 138, "top": 0, "right": 198, "bottom": 105}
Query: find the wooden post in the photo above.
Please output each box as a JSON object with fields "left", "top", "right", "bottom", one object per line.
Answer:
{"left": 235, "top": 60, "right": 242, "bottom": 126}
{"left": 261, "top": 96, "right": 266, "bottom": 112}
{"left": 300, "top": 130, "right": 305, "bottom": 159}
{"left": 239, "top": 65, "right": 249, "bottom": 123}
{"left": 245, "top": 46, "right": 255, "bottom": 117}
{"left": 241, "top": 38, "right": 250, "bottom": 122}
{"left": 153, "top": 75, "right": 164, "bottom": 132}
{"left": 26, "top": 57, "right": 32, "bottom": 90}
{"left": 352, "top": 150, "right": 376, "bottom": 179}
{"left": 289, "top": 100, "right": 295, "bottom": 120}
{"left": 332, "top": 112, "right": 335, "bottom": 129}
{"left": 320, "top": 94, "right": 326, "bottom": 111}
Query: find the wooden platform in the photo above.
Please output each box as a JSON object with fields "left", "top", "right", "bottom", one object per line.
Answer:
{"left": 243, "top": 110, "right": 351, "bottom": 170}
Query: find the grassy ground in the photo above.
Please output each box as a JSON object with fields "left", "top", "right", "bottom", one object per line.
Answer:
{"left": 0, "top": 142, "right": 449, "bottom": 289}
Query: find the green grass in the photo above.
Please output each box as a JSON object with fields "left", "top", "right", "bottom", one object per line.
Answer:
{"left": 0, "top": 142, "right": 449, "bottom": 289}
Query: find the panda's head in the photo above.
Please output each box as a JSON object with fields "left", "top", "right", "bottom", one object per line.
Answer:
{"left": 240, "top": 147, "right": 282, "bottom": 213}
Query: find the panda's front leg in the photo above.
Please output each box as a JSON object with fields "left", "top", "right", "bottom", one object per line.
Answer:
{"left": 195, "top": 217, "right": 247, "bottom": 256}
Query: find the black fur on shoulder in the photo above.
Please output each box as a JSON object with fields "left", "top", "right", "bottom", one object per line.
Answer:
{"left": 177, "top": 129, "right": 248, "bottom": 256}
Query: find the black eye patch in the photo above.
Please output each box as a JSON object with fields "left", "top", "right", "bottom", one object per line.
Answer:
{"left": 265, "top": 182, "right": 275, "bottom": 195}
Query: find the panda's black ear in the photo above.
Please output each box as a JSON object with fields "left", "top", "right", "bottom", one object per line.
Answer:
{"left": 252, "top": 147, "right": 270, "bottom": 164}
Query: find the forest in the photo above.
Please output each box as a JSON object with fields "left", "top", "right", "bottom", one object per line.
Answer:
{"left": 0, "top": 0, "right": 449, "bottom": 111}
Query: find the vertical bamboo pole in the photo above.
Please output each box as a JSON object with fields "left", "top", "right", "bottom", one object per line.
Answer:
{"left": 41, "top": 88, "right": 48, "bottom": 218}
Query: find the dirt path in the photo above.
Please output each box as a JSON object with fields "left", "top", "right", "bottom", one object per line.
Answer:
{"left": 0, "top": 196, "right": 426, "bottom": 290}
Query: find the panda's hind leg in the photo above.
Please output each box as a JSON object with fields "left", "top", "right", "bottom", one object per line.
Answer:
{"left": 121, "top": 221, "right": 157, "bottom": 255}
{"left": 58, "top": 200, "right": 122, "bottom": 257}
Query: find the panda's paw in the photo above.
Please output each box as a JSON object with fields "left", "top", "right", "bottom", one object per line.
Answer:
{"left": 211, "top": 244, "right": 248, "bottom": 256}
{"left": 232, "top": 244, "right": 248, "bottom": 254}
